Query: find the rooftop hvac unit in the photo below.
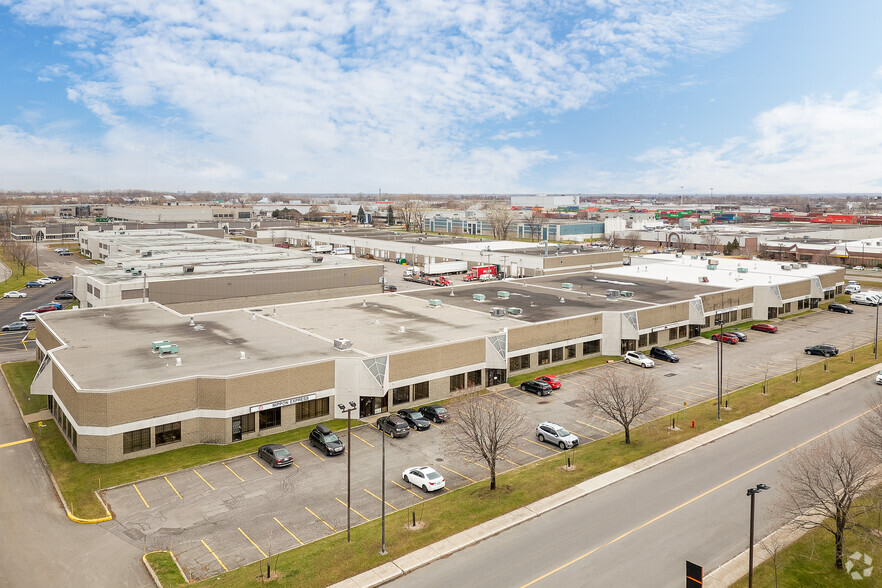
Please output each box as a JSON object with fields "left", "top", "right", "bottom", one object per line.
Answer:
{"left": 473, "top": 293, "right": 486, "bottom": 302}
{"left": 497, "top": 291, "right": 511, "bottom": 299}
{"left": 151, "top": 340, "right": 171, "bottom": 351}
{"left": 183, "top": 265, "right": 195, "bottom": 273}
{"left": 620, "top": 291, "right": 635, "bottom": 298}
{"left": 156, "top": 343, "right": 178, "bottom": 355}
{"left": 800, "top": 263, "right": 808, "bottom": 268}
{"left": 706, "top": 264, "right": 718, "bottom": 270}
{"left": 428, "top": 299, "right": 442, "bottom": 308}
{"left": 606, "top": 289, "right": 620, "bottom": 300}
{"left": 490, "top": 307, "right": 506, "bottom": 318}
{"left": 737, "top": 267, "right": 748, "bottom": 273}
{"left": 781, "top": 265, "right": 792, "bottom": 270}
{"left": 333, "top": 338, "right": 353, "bottom": 350}
{"left": 312, "top": 256, "right": 324, "bottom": 263}
{"left": 790, "top": 263, "right": 800, "bottom": 269}
{"left": 561, "top": 283, "right": 574, "bottom": 290}
{"left": 507, "top": 307, "right": 523, "bottom": 316}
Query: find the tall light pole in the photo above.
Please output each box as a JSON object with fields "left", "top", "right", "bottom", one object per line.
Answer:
{"left": 747, "top": 484, "right": 771, "bottom": 588}
{"left": 379, "top": 421, "right": 387, "bottom": 555}
{"left": 715, "top": 315, "right": 724, "bottom": 421}
{"left": 875, "top": 303, "right": 879, "bottom": 360}
{"left": 338, "top": 401, "right": 357, "bottom": 543}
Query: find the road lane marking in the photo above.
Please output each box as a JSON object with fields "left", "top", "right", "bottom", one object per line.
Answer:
{"left": 201, "top": 539, "right": 228, "bottom": 572}
{"left": 520, "top": 405, "right": 878, "bottom": 588}
{"left": 522, "top": 437, "right": 563, "bottom": 453}
{"left": 305, "top": 507, "right": 337, "bottom": 532}
{"left": 223, "top": 462, "right": 244, "bottom": 482}
{"left": 436, "top": 464, "right": 476, "bottom": 483}
{"left": 274, "top": 517, "right": 303, "bottom": 545}
{"left": 364, "top": 488, "right": 399, "bottom": 510}
{"left": 164, "top": 476, "right": 182, "bottom": 500}
{"left": 250, "top": 455, "right": 274, "bottom": 475}
{"left": 300, "top": 441, "right": 325, "bottom": 461}
{"left": 238, "top": 527, "right": 267, "bottom": 558}
{"left": 0, "top": 438, "right": 33, "bottom": 449}
{"left": 576, "top": 420, "right": 611, "bottom": 435}
{"left": 193, "top": 469, "right": 215, "bottom": 490}
{"left": 509, "top": 445, "right": 542, "bottom": 459}
{"left": 350, "top": 432, "right": 374, "bottom": 447}
{"left": 132, "top": 484, "right": 149, "bottom": 508}
{"left": 335, "top": 497, "right": 369, "bottom": 521}
{"left": 392, "top": 479, "right": 426, "bottom": 500}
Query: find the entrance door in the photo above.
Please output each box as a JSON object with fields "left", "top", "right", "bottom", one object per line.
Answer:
{"left": 232, "top": 416, "right": 243, "bottom": 442}
{"left": 689, "top": 325, "right": 701, "bottom": 338}
{"left": 486, "top": 369, "right": 507, "bottom": 386}
{"left": 620, "top": 339, "right": 637, "bottom": 354}
{"left": 359, "top": 397, "right": 374, "bottom": 418}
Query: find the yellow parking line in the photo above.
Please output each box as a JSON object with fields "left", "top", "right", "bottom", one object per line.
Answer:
{"left": 463, "top": 457, "right": 490, "bottom": 470}
{"left": 509, "top": 445, "right": 541, "bottom": 459}
{"left": 238, "top": 527, "right": 267, "bottom": 558}
{"left": 250, "top": 455, "right": 274, "bottom": 475}
{"left": 577, "top": 419, "right": 611, "bottom": 434}
{"left": 300, "top": 441, "right": 325, "bottom": 461}
{"left": 305, "top": 507, "right": 337, "bottom": 532}
{"left": 436, "top": 464, "right": 476, "bottom": 483}
{"left": 364, "top": 488, "right": 399, "bottom": 511}
{"left": 274, "top": 517, "right": 304, "bottom": 545}
{"left": 592, "top": 414, "right": 619, "bottom": 426}
{"left": 164, "top": 476, "right": 182, "bottom": 500}
{"left": 675, "top": 388, "right": 706, "bottom": 399}
{"left": 193, "top": 469, "right": 215, "bottom": 490}
{"left": 496, "top": 391, "right": 526, "bottom": 404}
{"left": 655, "top": 397, "right": 682, "bottom": 408}
{"left": 133, "top": 484, "right": 150, "bottom": 508}
{"left": 522, "top": 437, "right": 563, "bottom": 453}
{"left": 201, "top": 539, "right": 228, "bottom": 572}
{"left": 223, "top": 462, "right": 244, "bottom": 482}
{"left": 500, "top": 456, "right": 520, "bottom": 466}
{"left": 391, "top": 479, "right": 425, "bottom": 500}
{"left": 335, "top": 497, "right": 369, "bottom": 521}
{"left": 0, "top": 438, "right": 33, "bottom": 449}
{"left": 350, "top": 432, "right": 374, "bottom": 447}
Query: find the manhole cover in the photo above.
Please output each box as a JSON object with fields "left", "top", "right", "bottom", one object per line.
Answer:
{"left": 435, "top": 457, "right": 444, "bottom": 462}
{"left": 665, "top": 373, "right": 677, "bottom": 377}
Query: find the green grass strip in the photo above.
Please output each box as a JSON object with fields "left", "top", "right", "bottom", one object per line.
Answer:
{"left": 2, "top": 360, "right": 44, "bottom": 414}
{"left": 145, "top": 552, "right": 188, "bottom": 587}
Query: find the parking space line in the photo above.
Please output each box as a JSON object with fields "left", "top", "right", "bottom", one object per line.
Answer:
{"left": 274, "top": 517, "right": 304, "bottom": 545}
{"left": 299, "top": 442, "right": 325, "bottom": 461}
{"left": 577, "top": 419, "right": 611, "bottom": 435}
{"left": 392, "top": 479, "right": 426, "bottom": 500}
{"left": 364, "top": 488, "right": 399, "bottom": 511}
{"left": 132, "top": 484, "right": 150, "bottom": 508}
{"left": 463, "top": 457, "right": 490, "bottom": 470}
{"left": 193, "top": 469, "right": 215, "bottom": 490}
{"left": 655, "top": 397, "right": 682, "bottom": 408}
{"left": 223, "top": 462, "right": 245, "bottom": 482}
{"left": 436, "top": 464, "right": 477, "bottom": 483}
{"left": 500, "top": 456, "right": 521, "bottom": 466}
{"left": 591, "top": 414, "right": 619, "bottom": 426}
{"left": 496, "top": 390, "right": 526, "bottom": 404}
{"left": 164, "top": 476, "right": 183, "bottom": 500}
{"left": 305, "top": 507, "right": 337, "bottom": 532}
{"left": 249, "top": 455, "right": 274, "bottom": 474}
{"left": 522, "top": 437, "right": 563, "bottom": 453}
{"left": 675, "top": 388, "right": 705, "bottom": 399}
{"left": 201, "top": 539, "right": 228, "bottom": 572}
{"left": 0, "top": 438, "right": 33, "bottom": 449}
{"left": 335, "top": 497, "right": 369, "bottom": 521}
{"left": 238, "top": 527, "right": 267, "bottom": 558}
{"left": 509, "top": 445, "right": 542, "bottom": 459}
{"left": 350, "top": 432, "right": 374, "bottom": 447}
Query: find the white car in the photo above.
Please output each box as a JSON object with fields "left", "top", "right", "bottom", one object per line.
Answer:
{"left": 536, "top": 422, "right": 580, "bottom": 449}
{"left": 3, "top": 291, "right": 26, "bottom": 298}
{"left": 402, "top": 466, "right": 446, "bottom": 492}
{"left": 19, "top": 312, "right": 38, "bottom": 321}
{"left": 845, "top": 285, "right": 861, "bottom": 294}
{"left": 853, "top": 266, "right": 865, "bottom": 271}
{"left": 624, "top": 350, "right": 654, "bottom": 368}
{"left": 876, "top": 371, "right": 882, "bottom": 385}
{"left": 36, "top": 277, "right": 56, "bottom": 285}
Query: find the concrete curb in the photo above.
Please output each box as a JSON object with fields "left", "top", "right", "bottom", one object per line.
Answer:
{"left": 329, "top": 362, "right": 882, "bottom": 588}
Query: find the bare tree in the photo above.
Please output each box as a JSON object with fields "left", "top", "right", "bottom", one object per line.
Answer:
{"left": 443, "top": 391, "right": 526, "bottom": 490}
{"left": 778, "top": 432, "right": 876, "bottom": 570}
{"left": 583, "top": 370, "right": 660, "bottom": 444}
{"left": 760, "top": 535, "right": 784, "bottom": 588}
{"left": 485, "top": 205, "right": 516, "bottom": 241}
{"left": 701, "top": 231, "right": 721, "bottom": 252}
{"left": 6, "top": 239, "right": 34, "bottom": 276}
{"left": 396, "top": 196, "right": 424, "bottom": 232}
{"left": 623, "top": 231, "right": 641, "bottom": 251}
{"left": 525, "top": 209, "right": 547, "bottom": 242}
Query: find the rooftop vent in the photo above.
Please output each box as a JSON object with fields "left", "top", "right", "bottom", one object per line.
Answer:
{"left": 620, "top": 291, "right": 635, "bottom": 298}
{"left": 312, "top": 256, "right": 324, "bottom": 263}
{"left": 428, "top": 299, "right": 442, "bottom": 308}
{"left": 497, "top": 291, "right": 511, "bottom": 299}
{"left": 781, "top": 265, "right": 792, "bottom": 270}
{"left": 507, "top": 307, "right": 523, "bottom": 316}
{"left": 561, "top": 283, "right": 574, "bottom": 290}
{"left": 333, "top": 338, "right": 353, "bottom": 350}
{"left": 398, "top": 325, "right": 406, "bottom": 333}
{"left": 490, "top": 307, "right": 506, "bottom": 318}
{"left": 473, "top": 293, "right": 486, "bottom": 302}
{"left": 183, "top": 265, "right": 195, "bottom": 273}
{"left": 606, "top": 289, "right": 620, "bottom": 300}
{"left": 240, "top": 351, "right": 246, "bottom": 360}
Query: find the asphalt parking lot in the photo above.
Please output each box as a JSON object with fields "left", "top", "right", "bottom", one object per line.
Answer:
{"left": 100, "top": 306, "right": 880, "bottom": 580}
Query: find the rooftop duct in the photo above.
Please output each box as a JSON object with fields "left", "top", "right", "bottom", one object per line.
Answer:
{"left": 333, "top": 338, "right": 353, "bottom": 350}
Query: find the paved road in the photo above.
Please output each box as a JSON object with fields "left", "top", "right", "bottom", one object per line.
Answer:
{"left": 386, "top": 372, "right": 881, "bottom": 588}
{"left": 0, "top": 351, "right": 151, "bottom": 588}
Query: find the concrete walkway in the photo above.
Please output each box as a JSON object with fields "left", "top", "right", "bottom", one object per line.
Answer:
{"left": 331, "top": 363, "right": 882, "bottom": 588}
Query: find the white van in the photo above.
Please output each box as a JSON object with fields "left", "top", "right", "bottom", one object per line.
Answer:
{"left": 851, "top": 293, "right": 879, "bottom": 306}
{"left": 845, "top": 284, "right": 861, "bottom": 294}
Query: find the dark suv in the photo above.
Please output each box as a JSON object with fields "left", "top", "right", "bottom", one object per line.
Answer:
{"left": 397, "top": 408, "right": 431, "bottom": 430}
{"left": 649, "top": 347, "right": 679, "bottom": 363}
{"left": 376, "top": 415, "right": 410, "bottom": 438}
{"left": 309, "top": 424, "right": 345, "bottom": 456}
{"left": 519, "top": 380, "right": 552, "bottom": 396}
{"left": 419, "top": 405, "right": 449, "bottom": 423}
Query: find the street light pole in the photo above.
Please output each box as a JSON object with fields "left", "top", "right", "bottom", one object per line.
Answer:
{"left": 747, "top": 484, "right": 771, "bottom": 588}
{"left": 875, "top": 303, "right": 879, "bottom": 360}
{"left": 337, "top": 401, "right": 357, "bottom": 543}
{"left": 380, "top": 422, "right": 387, "bottom": 555}
{"left": 716, "top": 315, "right": 724, "bottom": 421}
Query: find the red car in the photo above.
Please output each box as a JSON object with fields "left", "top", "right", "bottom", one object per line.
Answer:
{"left": 750, "top": 323, "right": 778, "bottom": 333}
{"left": 32, "top": 305, "right": 59, "bottom": 313}
{"left": 535, "top": 375, "right": 561, "bottom": 390}
{"left": 712, "top": 333, "right": 738, "bottom": 344}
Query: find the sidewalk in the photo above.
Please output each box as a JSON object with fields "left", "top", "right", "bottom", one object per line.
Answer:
{"left": 331, "top": 363, "right": 882, "bottom": 588}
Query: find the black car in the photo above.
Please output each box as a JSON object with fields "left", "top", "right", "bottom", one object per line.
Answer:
{"left": 828, "top": 303, "right": 854, "bottom": 314}
{"left": 383, "top": 284, "right": 398, "bottom": 292}
{"left": 649, "top": 346, "right": 679, "bottom": 363}
{"left": 419, "top": 404, "right": 449, "bottom": 423}
{"left": 804, "top": 344, "right": 839, "bottom": 357}
{"left": 519, "top": 380, "right": 552, "bottom": 396}
{"left": 48, "top": 275, "right": 63, "bottom": 281}
{"left": 376, "top": 415, "right": 410, "bottom": 438}
{"left": 397, "top": 408, "right": 431, "bottom": 430}
{"left": 309, "top": 424, "right": 345, "bottom": 456}
{"left": 725, "top": 331, "right": 748, "bottom": 342}
{"left": 257, "top": 444, "right": 293, "bottom": 468}
{"left": 54, "top": 293, "right": 75, "bottom": 300}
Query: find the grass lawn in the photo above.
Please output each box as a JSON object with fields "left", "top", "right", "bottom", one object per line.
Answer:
{"left": 30, "top": 417, "right": 360, "bottom": 519}
{"left": 184, "top": 344, "right": 882, "bottom": 587}
{"left": 2, "top": 360, "right": 45, "bottom": 414}
{"left": 0, "top": 256, "right": 44, "bottom": 292}
{"left": 145, "top": 552, "right": 188, "bottom": 587}
{"left": 508, "top": 356, "right": 620, "bottom": 387}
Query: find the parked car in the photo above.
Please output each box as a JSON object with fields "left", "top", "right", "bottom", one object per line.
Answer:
{"left": 47, "top": 275, "right": 63, "bottom": 281}
{"left": 257, "top": 444, "right": 294, "bottom": 468}
{"left": 1, "top": 321, "right": 29, "bottom": 331}
{"left": 876, "top": 371, "right": 882, "bottom": 384}
{"left": 33, "top": 305, "right": 59, "bottom": 313}
{"left": 54, "top": 293, "right": 75, "bottom": 301}
{"left": 402, "top": 466, "right": 445, "bottom": 492}
{"left": 19, "top": 312, "right": 38, "bottom": 321}
{"left": 3, "top": 291, "right": 26, "bottom": 298}
{"left": 46, "top": 302, "right": 63, "bottom": 309}
{"left": 851, "top": 293, "right": 881, "bottom": 306}
{"left": 828, "top": 303, "right": 854, "bottom": 314}
{"left": 419, "top": 404, "right": 449, "bottom": 423}
{"left": 396, "top": 408, "right": 431, "bottom": 430}
{"left": 520, "top": 380, "right": 553, "bottom": 396}
{"left": 712, "top": 333, "right": 738, "bottom": 344}
{"left": 309, "top": 424, "right": 345, "bottom": 456}
{"left": 25, "top": 281, "right": 45, "bottom": 288}
{"left": 53, "top": 248, "right": 67, "bottom": 253}
{"left": 36, "top": 277, "right": 56, "bottom": 285}
{"left": 535, "top": 375, "right": 561, "bottom": 389}
{"left": 623, "top": 350, "right": 654, "bottom": 368}
{"left": 376, "top": 415, "right": 410, "bottom": 438}
{"left": 649, "top": 347, "right": 679, "bottom": 363}
{"left": 727, "top": 331, "right": 748, "bottom": 342}
{"left": 382, "top": 284, "right": 398, "bottom": 292}
{"left": 845, "top": 285, "right": 861, "bottom": 294}
{"left": 536, "top": 421, "right": 579, "bottom": 449}
{"left": 805, "top": 344, "right": 839, "bottom": 357}
{"left": 750, "top": 323, "right": 778, "bottom": 333}
{"left": 59, "top": 251, "right": 73, "bottom": 256}
{"left": 853, "top": 265, "right": 866, "bottom": 271}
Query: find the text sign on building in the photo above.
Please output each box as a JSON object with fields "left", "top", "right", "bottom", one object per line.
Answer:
{"left": 250, "top": 393, "right": 316, "bottom": 413}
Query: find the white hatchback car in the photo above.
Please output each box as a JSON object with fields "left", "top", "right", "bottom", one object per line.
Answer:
{"left": 19, "top": 312, "right": 38, "bottom": 321}
{"left": 624, "top": 350, "right": 654, "bottom": 368}
{"left": 402, "top": 466, "right": 446, "bottom": 492}
{"left": 3, "top": 291, "right": 26, "bottom": 298}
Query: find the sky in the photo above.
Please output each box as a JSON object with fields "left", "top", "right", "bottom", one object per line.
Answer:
{"left": 0, "top": 0, "right": 881, "bottom": 195}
